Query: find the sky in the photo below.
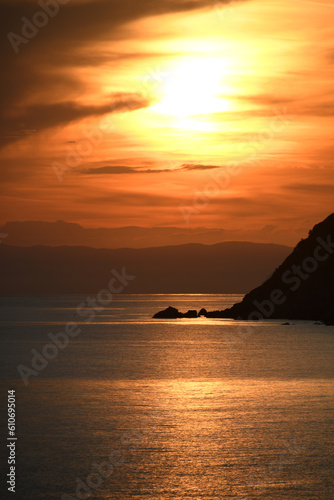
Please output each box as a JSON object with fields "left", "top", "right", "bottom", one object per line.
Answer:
{"left": 0, "top": 0, "right": 334, "bottom": 246}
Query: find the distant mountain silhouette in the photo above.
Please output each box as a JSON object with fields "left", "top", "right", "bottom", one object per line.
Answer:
{"left": 0, "top": 220, "right": 296, "bottom": 248}
{"left": 0, "top": 221, "right": 237, "bottom": 248}
{"left": 156, "top": 214, "right": 333, "bottom": 323}
{"left": 0, "top": 241, "right": 291, "bottom": 295}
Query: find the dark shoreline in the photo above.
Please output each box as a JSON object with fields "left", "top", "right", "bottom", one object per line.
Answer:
{"left": 152, "top": 305, "right": 332, "bottom": 325}
{"left": 153, "top": 214, "right": 334, "bottom": 326}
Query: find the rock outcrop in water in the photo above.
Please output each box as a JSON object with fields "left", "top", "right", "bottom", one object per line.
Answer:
{"left": 153, "top": 307, "right": 198, "bottom": 319}
{"left": 153, "top": 214, "right": 334, "bottom": 323}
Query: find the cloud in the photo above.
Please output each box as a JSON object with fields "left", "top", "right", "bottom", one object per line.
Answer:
{"left": 48, "top": 50, "right": 180, "bottom": 68}
{"left": 180, "top": 164, "right": 221, "bottom": 171}
{"left": 80, "top": 166, "right": 162, "bottom": 175}
{"left": 79, "top": 163, "right": 223, "bottom": 175}
{"left": 327, "top": 49, "right": 334, "bottom": 64}
{"left": 0, "top": 0, "right": 250, "bottom": 153}
{"left": 0, "top": 0, "right": 218, "bottom": 150}
{"left": 0, "top": 94, "right": 149, "bottom": 148}
{"left": 261, "top": 224, "right": 278, "bottom": 233}
{"left": 1, "top": 0, "right": 217, "bottom": 48}
{"left": 236, "top": 94, "right": 295, "bottom": 106}
{"left": 0, "top": 1, "right": 236, "bottom": 107}
{"left": 284, "top": 183, "right": 334, "bottom": 194}
{"left": 302, "top": 102, "right": 334, "bottom": 117}
{"left": 226, "top": 90, "right": 334, "bottom": 119}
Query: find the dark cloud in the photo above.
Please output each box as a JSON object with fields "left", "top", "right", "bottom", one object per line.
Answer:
{"left": 327, "top": 49, "right": 334, "bottom": 64}
{"left": 80, "top": 166, "right": 162, "bottom": 175}
{"left": 284, "top": 183, "right": 334, "bottom": 194}
{"left": 0, "top": 94, "right": 149, "bottom": 148}
{"left": 220, "top": 86, "right": 334, "bottom": 119}
{"left": 47, "top": 51, "right": 178, "bottom": 68}
{"left": 302, "top": 102, "right": 334, "bottom": 117}
{"left": 214, "top": 98, "right": 334, "bottom": 119}
{"left": 236, "top": 94, "right": 295, "bottom": 106}
{"left": 80, "top": 163, "right": 222, "bottom": 175}
{"left": 180, "top": 163, "right": 221, "bottom": 171}
{"left": 0, "top": 0, "right": 238, "bottom": 134}
{"left": 0, "top": 0, "right": 250, "bottom": 156}
{"left": 1, "top": 0, "right": 219, "bottom": 48}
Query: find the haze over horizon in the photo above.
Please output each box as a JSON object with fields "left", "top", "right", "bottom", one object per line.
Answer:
{"left": 1, "top": 0, "right": 334, "bottom": 244}
{"left": 0, "top": 219, "right": 302, "bottom": 248}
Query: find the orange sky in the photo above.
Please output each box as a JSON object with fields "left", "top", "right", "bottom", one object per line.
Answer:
{"left": 1, "top": 0, "right": 334, "bottom": 245}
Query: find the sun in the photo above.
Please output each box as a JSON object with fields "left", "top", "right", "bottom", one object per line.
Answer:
{"left": 151, "top": 58, "right": 232, "bottom": 118}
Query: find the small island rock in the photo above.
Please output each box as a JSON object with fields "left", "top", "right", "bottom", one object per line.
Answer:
{"left": 153, "top": 306, "right": 183, "bottom": 319}
{"left": 183, "top": 310, "right": 198, "bottom": 318}
{"left": 153, "top": 307, "right": 198, "bottom": 319}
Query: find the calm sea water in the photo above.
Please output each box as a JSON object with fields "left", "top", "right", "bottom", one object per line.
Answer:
{"left": 0, "top": 294, "right": 333, "bottom": 499}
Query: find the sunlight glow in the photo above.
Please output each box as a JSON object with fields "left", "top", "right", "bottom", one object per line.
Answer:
{"left": 151, "top": 58, "right": 233, "bottom": 118}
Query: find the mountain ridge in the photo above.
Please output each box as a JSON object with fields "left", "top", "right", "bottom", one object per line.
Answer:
{"left": 0, "top": 220, "right": 301, "bottom": 248}
{"left": 0, "top": 241, "right": 291, "bottom": 295}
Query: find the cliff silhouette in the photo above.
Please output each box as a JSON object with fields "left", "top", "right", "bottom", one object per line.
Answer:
{"left": 154, "top": 214, "right": 334, "bottom": 324}
{"left": 219, "top": 213, "right": 334, "bottom": 323}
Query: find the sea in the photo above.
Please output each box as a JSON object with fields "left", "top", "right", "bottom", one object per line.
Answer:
{"left": 0, "top": 294, "right": 333, "bottom": 500}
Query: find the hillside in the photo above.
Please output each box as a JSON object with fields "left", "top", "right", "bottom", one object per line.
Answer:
{"left": 0, "top": 221, "right": 249, "bottom": 249}
{"left": 207, "top": 214, "right": 334, "bottom": 323}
